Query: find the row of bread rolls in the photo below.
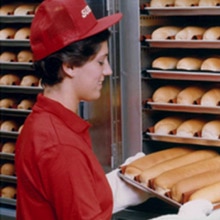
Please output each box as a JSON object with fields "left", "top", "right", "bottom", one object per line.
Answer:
{"left": 152, "top": 85, "right": 220, "bottom": 106}
{"left": 150, "top": 26, "right": 220, "bottom": 40}
{"left": 0, "top": 73, "right": 40, "bottom": 86}
{"left": 152, "top": 56, "right": 220, "bottom": 72}
{"left": 1, "top": 142, "right": 15, "bottom": 154}
{"left": 148, "top": 0, "right": 220, "bottom": 7}
{"left": 0, "top": 27, "right": 30, "bottom": 40}
{"left": 0, "top": 98, "right": 35, "bottom": 110}
{"left": 0, "top": 162, "right": 15, "bottom": 176}
{"left": 0, "top": 3, "right": 39, "bottom": 15}
{"left": 0, "top": 50, "right": 34, "bottom": 62}
{"left": 151, "top": 116, "right": 220, "bottom": 139}
{"left": 0, "top": 120, "right": 23, "bottom": 133}
{"left": 121, "top": 147, "right": 220, "bottom": 204}
{"left": 1, "top": 186, "right": 16, "bottom": 199}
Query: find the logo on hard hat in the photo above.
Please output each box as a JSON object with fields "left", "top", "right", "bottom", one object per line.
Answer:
{"left": 81, "top": 5, "right": 91, "bottom": 18}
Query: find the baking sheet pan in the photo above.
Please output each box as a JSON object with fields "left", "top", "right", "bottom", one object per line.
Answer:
{"left": 118, "top": 170, "right": 181, "bottom": 208}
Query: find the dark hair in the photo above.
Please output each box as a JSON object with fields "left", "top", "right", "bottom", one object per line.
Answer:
{"left": 34, "top": 29, "right": 111, "bottom": 86}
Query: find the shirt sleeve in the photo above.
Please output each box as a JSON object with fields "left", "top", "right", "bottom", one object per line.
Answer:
{"left": 38, "top": 144, "right": 111, "bottom": 220}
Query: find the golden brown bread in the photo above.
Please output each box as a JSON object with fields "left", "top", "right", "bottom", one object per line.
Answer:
{"left": 201, "top": 120, "right": 220, "bottom": 139}
{"left": 0, "top": 52, "right": 17, "bottom": 62}
{"left": 189, "top": 181, "right": 220, "bottom": 204}
{"left": 17, "top": 50, "right": 34, "bottom": 62}
{"left": 14, "top": 27, "right": 30, "bottom": 40}
{"left": 152, "top": 85, "right": 182, "bottom": 103}
{"left": 175, "top": 26, "right": 206, "bottom": 40}
{"left": 137, "top": 149, "right": 218, "bottom": 187}
{"left": 1, "top": 142, "right": 15, "bottom": 154}
{"left": 0, "top": 98, "right": 17, "bottom": 108}
{"left": 200, "top": 88, "right": 220, "bottom": 106}
{"left": 150, "top": 0, "right": 175, "bottom": 7}
{"left": 0, "top": 28, "right": 17, "bottom": 39}
{"left": 176, "top": 86, "right": 207, "bottom": 105}
{"left": 20, "top": 75, "right": 39, "bottom": 86}
{"left": 17, "top": 99, "right": 35, "bottom": 110}
{"left": 0, "top": 163, "right": 15, "bottom": 175}
{"left": 203, "top": 26, "right": 220, "bottom": 40}
{"left": 0, "top": 74, "right": 20, "bottom": 85}
{"left": 18, "top": 124, "right": 24, "bottom": 133}
{"left": 199, "top": 0, "right": 220, "bottom": 6}
{"left": 170, "top": 168, "right": 220, "bottom": 203}
{"left": 0, "top": 3, "right": 21, "bottom": 15}
{"left": 176, "top": 118, "right": 207, "bottom": 137}
{"left": 154, "top": 116, "right": 185, "bottom": 135}
{"left": 152, "top": 26, "right": 182, "bottom": 40}
{"left": 175, "top": 0, "right": 200, "bottom": 6}
{"left": 152, "top": 57, "right": 179, "bottom": 70}
{"left": 14, "top": 3, "right": 38, "bottom": 15}
{"left": 0, "top": 120, "right": 19, "bottom": 132}
{"left": 1, "top": 186, "right": 16, "bottom": 199}
{"left": 176, "top": 57, "right": 203, "bottom": 70}
{"left": 200, "top": 57, "right": 220, "bottom": 72}
{"left": 153, "top": 156, "right": 220, "bottom": 194}
{"left": 121, "top": 147, "right": 194, "bottom": 179}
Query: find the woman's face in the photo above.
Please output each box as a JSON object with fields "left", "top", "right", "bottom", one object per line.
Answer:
{"left": 73, "top": 41, "right": 112, "bottom": 101}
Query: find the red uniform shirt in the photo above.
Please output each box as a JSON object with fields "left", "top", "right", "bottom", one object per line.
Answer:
{"left": 15, "top": 94, "right": 113, "bottom": 220}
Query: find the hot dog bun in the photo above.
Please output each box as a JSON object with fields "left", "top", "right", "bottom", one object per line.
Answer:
{"left": 1, "top": 186, "right": 16, "bottom": 199}
{"left": 0, "top": 98, "right": 17, "bottom": 108}
{"left": 152, "top": 26, "right": 182, "bottom": 40}
{"left": 17, "top": 99, "right": 35, "bottom": 110}
{"left": 0, "top": 52, "right": 17, "bottom": 62}
{"left": 14, "top": 27, "right": 30, "bottom": 40}
{"left": 14, "top": 3, "right": 38, "bottom": 15}
{"left": 1, "top": 163, "right": 15, "bottom": 175}
{"left": 200, "top": 88, "right": 220, "bottom": 106}
{"left": 1, "top": 142, "right": 15, "bottom": 154}
{"left": 152, "top": 57, "right": 179, "bottom": 69}
{"left": 176, "top": 57, "right": 203, "bottom": 70}
{"left": 150, "top": 0, "right": 175, "bottom": 7}
{"left": 203, "top": 26, "right": 220, "bottom": 40}
{"left": 20, "top": 75, "right": 39, "bottom": 86}
{"left": 199, "top": 0, "right": 220, "bottom": 6}
{"left": 175, "top": 26, "right": 206, "bottom": 40}
{"left": 0, "top": 3, "right": 20, "bottom": 15}
{"left": 201, "top": 120, "right": 220, "bottom": 139}
{"left": 175, "top": 0, "right": 199, "bottom": 6}
{"left": 0, "top": 74, "right": 20, "bottom": 85}
{"left": 0, "top": 28, "right": 17, "bottom": 39}
{"left": 0, "top": 120, "right": 19, "bottom": 132}
{"left": 17, "top": 50, "right": 34, "bottom": 62}
{"left": 200, "top": 57, "right": 220, "bottom": 72}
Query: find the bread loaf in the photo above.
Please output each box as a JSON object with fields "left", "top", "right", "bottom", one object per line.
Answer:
{"left": 137, "top": 149, "right": 218, "bottom": 187}
{"left": 1, "top": 142, "right": 15, "bottom": 154}
{"left": 175, "top": 26, "right": 206, "bottom": 40}
{"left": 152, "top": 85, "right": 182, "bottom": 103}
{"left": 1, "top": 186, "right": 16, "bottom": 199}
{"left": 200, "top": 88, "right": 220, "bottom": 106}
{"left": 152, "top": 26, "right": 182, "bottom": 40}
{"left": 0, "top": 98, "right": 17, "bottom": 108}
{"left": 0, "top": 52, "right": 17, "bottom": 62}
{"left": 0, "top": 74, "right": 20, "bottom": 85}
{"left": 199, "top": 0, "right": 220, "bottom": 6}
{"left": 0, "top": 120, "right": 19, "bottom": 132}
{"left": 175, "top": 0, "right": 200, "bottom": 6}
{"left": 0, "top": 3, "right": 20, "bottom": 15}
{"left": 17, "top": 99, "right": 35, "bottom": 110}
{"left": 176, "top": 118, "right": 207, "bottom": 137}
{"left": 152, "top": 57, "right": 179, "bottom": 70}
{"left": 153, "top": 156, "right": 220, "bottom": 194}
{"left": 1, "top": 163, "right": 15, "bottom": 175}
{"left": 171, "top": 168, "right": 220, "bottom": 203}
{"left": 203, "top": 26, "right": 220, "bottom": 40}
{"left": 189, "top": 181, "right": 220, "bottom": 204}
{"left": 200, "top": 57, "right": 220, "bottom": 72}
{"left": 176, "top": 86, "right": 207, "bottom": 105}
{"left": 14, "top": 3, "right": 38, "bottom": 15}
{"left": 176, "top": 57, "right": 203, "bottom": 70}
{"left": 201, "top": 120, "right": 220, "bottom": 139}
{"left": 14, "top": 27, "right": 30, "bottom": 40}
{"left": 121, "top": 147, "right": 194, "bottom": 179}
{"left": 150, "top": 0, "right": 175, "bottom": 7}
{"left": 17, "top": 50, "right": 34, "bottom": 62}
{"left": 154, "top": 116, "right": 185, "bottom": 135}
{"left": 20, "top": 75, "right": 39, "bottom": 86}
{"left": 0, "top": 28, "right": 17, "bottom": 39}
{"left": 18, "top": 124, "right": 24, "bottom": 133}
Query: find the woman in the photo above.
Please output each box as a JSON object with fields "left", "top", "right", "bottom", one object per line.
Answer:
{"left": 15, "top": 0, "right": 149, "bottom": 219}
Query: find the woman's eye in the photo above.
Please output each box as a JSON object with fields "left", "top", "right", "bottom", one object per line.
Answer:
{"left": 98, "top": 61, "right": 104, "bottom": 66}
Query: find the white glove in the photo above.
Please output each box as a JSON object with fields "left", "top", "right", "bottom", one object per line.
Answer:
{"left": 150, "top": 200, "right": 214, "bottom": 220}
{"left": 106, "top": 152, "right": 152, "bottom": 213}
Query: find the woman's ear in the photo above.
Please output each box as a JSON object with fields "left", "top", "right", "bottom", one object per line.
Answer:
{"left": 62, "top": 63, "right": 75, "bottom": 77}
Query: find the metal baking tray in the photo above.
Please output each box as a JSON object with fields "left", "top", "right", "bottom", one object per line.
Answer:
{"left": 0, "top": 108, "right": 31, "bottom": 117}
{"left": 118, "top": 170, "right": 181, "bottom": 208}
{"left": 144, "top": 40, "right": 220, "bottom": 49}
{"left": 0, "top": 15, "right": 34, "bottom": 23}
{"left": 0, "top": 39, "right": 30, "bottom": 47}
{"left": 0, "top": 85, "right": 42, "bottom": 94}
{"left": 0, "top": 197, "right": 16, "bottom": 206}
{"left": 0, "top": 175, "right": 17, "bottom": 184}
{"left": 144, "top": 69, "right": 220, "bottom": 81}
{"left": 0, "top": 152, "right": 15, "bottom": 161}
{"left": 142, "top": 7, "right": 220, "bottom": 16}
{"left": 0, "top": 131, "right": 19, "bottom": 139}
{"left": 146, "top": 133, "right": 220, "bottom": 147}
{"left": 0, "top": 61, "right": 34, "bottom": 70}
{"left": 145, "top": 102, "right": 220, "bottom": 115}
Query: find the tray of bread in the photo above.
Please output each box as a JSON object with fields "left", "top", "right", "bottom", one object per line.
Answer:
{"left": 119, "top": 147, "right": 220, "bottom": 208}
{"left": 145, "top": 117, "right": 220, "bottom": 147}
